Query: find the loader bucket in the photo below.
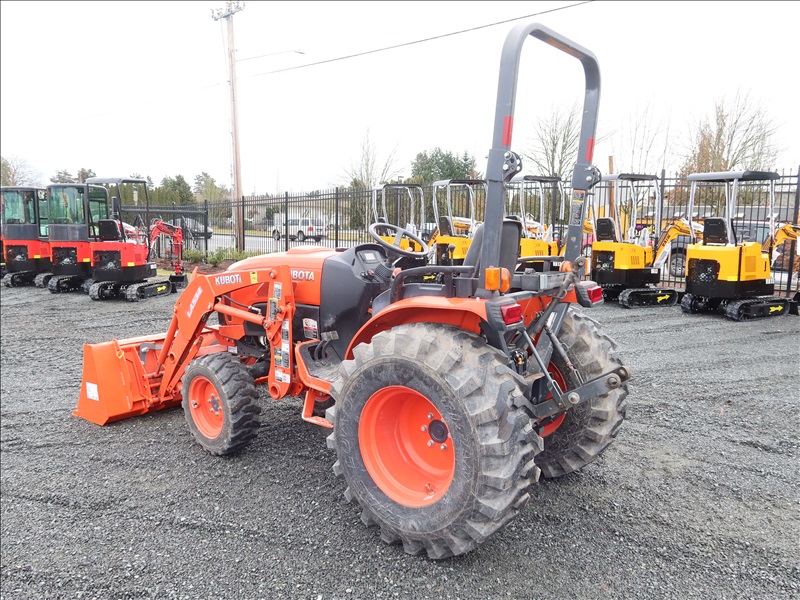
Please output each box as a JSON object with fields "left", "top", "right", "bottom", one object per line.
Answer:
{"left": 169, "top": 273, "right": 188, "bottom": 290}
{"left": 74, "top": 333, "right": 179, "bottom": 425}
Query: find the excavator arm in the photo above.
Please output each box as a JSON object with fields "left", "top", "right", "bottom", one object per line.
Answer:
{"left": 149, "top": 220, "right": 184, "bottom": 275}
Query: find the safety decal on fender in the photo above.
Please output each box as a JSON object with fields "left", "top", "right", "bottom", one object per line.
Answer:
{"left": 250, "top": 271, "right": 258, "bottom": 284}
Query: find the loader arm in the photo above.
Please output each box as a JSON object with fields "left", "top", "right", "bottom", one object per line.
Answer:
{"left": 75, "top": 266, "right": 297, "bottom": 425}
{"left": 155, "top": 265, "right": 295, "bottom": 398}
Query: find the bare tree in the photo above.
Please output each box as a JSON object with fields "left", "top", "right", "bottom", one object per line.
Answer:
{"left": 521, "top": 103, "right": 582, "bottom": 180}
{"left": 1, "top": 155, "right": 43, "bottom": 186}
{"left": 680, "top": 89, "right": 779, "bottom": 175}
{"left": 613, "top": 100, "right": 673, "bottom": 174}
{"left": 342, "top": 128, "right": 401, "bottom": 190}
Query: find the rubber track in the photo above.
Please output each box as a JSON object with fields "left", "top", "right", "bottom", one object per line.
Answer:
{"left": 618, "top": 287, "right": 678, "bottom": 308}
{"left": 724, "top": 297, "right": 790, "bottom": 321}
{"left": 326, "top": 322, "right": 542, "bottom": 559}
{"left": 124, "top": 278, "right": 172, "bottom": 302}
{"left": 33, "top": 272, "right": 52, "bottom": 288}
{"left": 88, "top": 281, "right": 116, "bottom": 301}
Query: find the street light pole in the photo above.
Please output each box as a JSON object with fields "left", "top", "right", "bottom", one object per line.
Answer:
{"left": 212, "top": 1, "right": 245, "bottom": 252}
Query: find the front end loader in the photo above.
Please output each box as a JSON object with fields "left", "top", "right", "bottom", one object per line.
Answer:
{"left": 75, "top": 22, "right": 629, "bottom": 560}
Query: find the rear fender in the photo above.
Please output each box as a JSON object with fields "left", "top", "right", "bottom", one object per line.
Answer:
{"left": 346, "top": 297, "right": 488, "bottom": 359}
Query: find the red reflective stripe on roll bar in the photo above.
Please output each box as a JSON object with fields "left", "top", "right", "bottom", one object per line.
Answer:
{"left": 502, "top": 116, "right": 514, "bottom": 146}
{"left": 586, "top": 138, "right": 595, "bottom": 162}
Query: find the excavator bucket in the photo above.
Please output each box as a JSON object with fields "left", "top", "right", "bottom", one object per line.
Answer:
{"left": 74, "top": 332, "right": 178, "bottom": 425}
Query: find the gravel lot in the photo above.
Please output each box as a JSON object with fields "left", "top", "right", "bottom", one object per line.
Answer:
{"left": 1, "top": 283, "right": 798, "bottom": 600}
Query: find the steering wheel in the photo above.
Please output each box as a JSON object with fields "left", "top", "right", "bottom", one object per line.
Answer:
{"left": 368, "top": 222, "right": 430, "bottom": 259}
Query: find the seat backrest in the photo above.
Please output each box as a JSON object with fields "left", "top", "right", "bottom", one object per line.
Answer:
{"left": 703, "top": 217, "right": 733, "bottom": 245}
{"left": 462, "top": 219, "right": 522, "bottom": 278}
{"left": 595, "top": 217, "right": 617, "bottom": 242}
{"left": 98, "top": 219, "right": 123, "bottom": 241}
{"left": 374, "top": 216, "right": 390, "bottom": 237}
{"left": 438, "top": 215, "right": 455, "bottom": 237}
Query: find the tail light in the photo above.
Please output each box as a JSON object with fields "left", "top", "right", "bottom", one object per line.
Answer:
{"left": 574, "top": 281, "right": 604, "bottom": 307}
{"left": 499, "top": 303, "right": 523, "bottom": 324}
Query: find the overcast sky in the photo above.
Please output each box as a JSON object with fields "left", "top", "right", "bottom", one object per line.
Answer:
{"left": 1, "top": 0, "right": 798, "bottom": 195}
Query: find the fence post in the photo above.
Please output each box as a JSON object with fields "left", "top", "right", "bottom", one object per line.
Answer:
{"left": 204, "top": 198, "right": 209, "bottom": 258}
{"left": 784, "top": 165, "right": 800, "bottom": 296}
{"left": 284, "top": 191, "right": 289, "bottom": 251}
{"left": 659, "top": 168, "right": 667, "bottom": 237}
{"left": 334, "top": 187, "right": 340, "bottom": 247}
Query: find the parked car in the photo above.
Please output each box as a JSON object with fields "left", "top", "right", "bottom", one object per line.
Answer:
{"left": 168, "top": 217, "right": 213, "bottom": 240}
{"left": 276, "top": 217, "right": 328, "bottom": 242}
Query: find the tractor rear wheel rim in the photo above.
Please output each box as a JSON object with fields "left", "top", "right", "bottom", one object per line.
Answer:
{"left": 359, "top": 385, "right": 454, "bottom": 508}
{"left": 539, "top": 364, "right": 567, "bottom": 437}
{"left": 189, "top": 376, "right": 224, "bottom": 438}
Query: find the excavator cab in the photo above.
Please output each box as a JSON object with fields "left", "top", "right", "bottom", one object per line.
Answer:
{"left": 681, "top": 170, "right": 789, "bottom": 320}
{"left": 1, "top": 186, "right": 52, "bottom": 288}
{"left": 46, "top": 183, "right": 109, "bottom": 293}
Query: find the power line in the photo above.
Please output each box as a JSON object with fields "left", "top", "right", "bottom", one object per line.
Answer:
{"left": 240, "top": 1, "right": 594, "bottom": 80}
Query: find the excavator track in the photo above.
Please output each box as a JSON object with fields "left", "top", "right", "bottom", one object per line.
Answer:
{"left": 48, "top": 275, "right": 86, "bottom": 293}
{"left": 618, "top": 287, "right": 679, "bottom": 308}
{"left": 89, "top": 281, "right": 119, "bottom": 301}
{"left": 34, "top": 272, "right": 53, "bottom": 288}
{"left": 123, "top": 278, "right": 173, "bottom": 302}
{"left": 724, "top": 297, "right": 790, "bottom": 321}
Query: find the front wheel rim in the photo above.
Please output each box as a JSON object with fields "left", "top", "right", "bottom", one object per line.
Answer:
{"left": 359, "top": 386, "right": 455, "bottom": 508}
{"left": 188, "top": 376, "right": 225, "bottom": 438}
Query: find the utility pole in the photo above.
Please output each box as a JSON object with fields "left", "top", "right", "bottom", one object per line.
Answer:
{"left": 212, "top": 1, "right": 245, "bottom": 252}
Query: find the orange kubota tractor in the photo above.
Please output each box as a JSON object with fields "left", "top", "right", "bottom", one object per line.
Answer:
{"left": 74, "top": 23, "right": 630, "bottom": 560}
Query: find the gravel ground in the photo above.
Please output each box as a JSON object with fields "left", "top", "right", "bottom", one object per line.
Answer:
{"left": 1, "top": 283, "right": 798, "bottom": 600}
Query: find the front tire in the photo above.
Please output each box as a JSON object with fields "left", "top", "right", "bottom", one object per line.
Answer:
{"left": 535, "top": 309, "right": 627, "bottom": 479}
{"left": 181, "top": 353, "right": 261, "bottom": 455}
{"left": 297, "top": 231, "right": 306, "bottom": 242}
{"left": 327, "top": 322, "right": 541, "bottom": 559}
{"left": 273, "top": 230, "right": 280, "bottom": 241}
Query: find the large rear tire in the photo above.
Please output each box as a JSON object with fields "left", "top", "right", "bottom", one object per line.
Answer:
{"left": 535, "top": 309, "right": 628, "bottom": 479}
{"left": 326, "top": 322, "right": 541, "bottom": 559}
{"left": 181, "top": 353, "right": 261, "bottom": 455}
